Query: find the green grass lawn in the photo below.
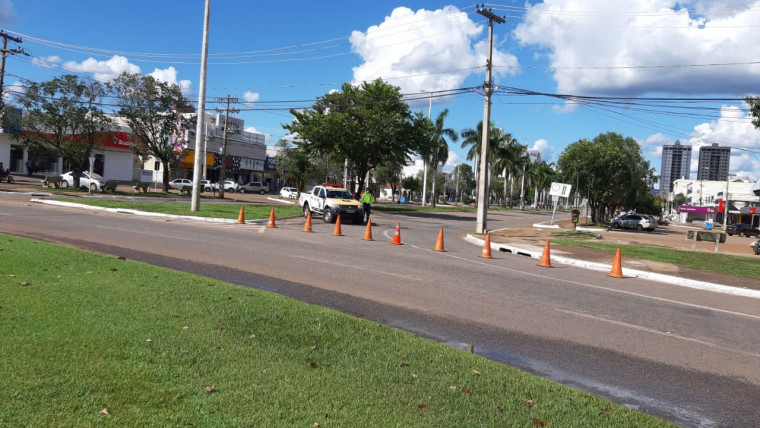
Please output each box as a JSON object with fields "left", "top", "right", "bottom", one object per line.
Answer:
{"left": 0, "top": 234, "right": 671, "bottom": 427}
{"left": 550, "top": 232, "right": 760, "bottom": 279}
{"left": 58, "top": 198, "right": 304, "bottom": 220}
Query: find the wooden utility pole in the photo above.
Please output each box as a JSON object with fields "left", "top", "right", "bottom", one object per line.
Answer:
{"left": 0, "top": 30, "right": 28, "bottom": 111}
{"left": 216, "top": 95, "right": 239, "bottom": 199}
{"left": 475, "top": 6, "right": 505, "bottom": 234}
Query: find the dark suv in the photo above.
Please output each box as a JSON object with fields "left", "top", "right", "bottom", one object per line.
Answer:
{"left": 726, "top": 223, "right": 760, "bottom": 238}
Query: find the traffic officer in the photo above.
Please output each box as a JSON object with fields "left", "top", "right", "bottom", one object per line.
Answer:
{"left": 361, "top": 188, "right": 374, "bottom": 224}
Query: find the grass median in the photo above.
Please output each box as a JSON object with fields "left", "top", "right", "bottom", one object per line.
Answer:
{"left": 550, "top": 231, "right": 760, "bottom": 279}
{"left": 58, "top": 198, "right": 304, "bottom": 220}
{"left": 0, "top": 234, "right": 670, "bottom": 427}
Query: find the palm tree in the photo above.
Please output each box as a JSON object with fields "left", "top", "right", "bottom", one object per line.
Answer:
{"left": 429, "top": 109, "right": 458, "bottom": 207}
{"left": 460, "top": 121, "right": 505, "bottom": 204}
{"left": 491, "top": 134, "right": 523, "bottom": 207}
{"left": 532, "top": 161, "right": 556, "bottom": 208}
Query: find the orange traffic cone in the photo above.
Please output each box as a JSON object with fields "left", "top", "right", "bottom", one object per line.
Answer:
{"left": 480, "top": 233, "right": 492, "bottom": 258}
{"left": 237, "top": 205, "right": 245, "bottom": 224}
{"left": 609, "top": 248, "right": 624, "bottom": 278}
{"left": 362, "top": 217, "right": 374, "bottom": 241}
{"left": 538, "top": 240, "right": 552, "bottom": 267}
{"left": 303, "top": 211, "right": 313, "bottom": 232}
{"left": 391, "top": 222, "right": 402, "bottom": 245}
{"left": 332, "top": 215, "right": 343, "bottom": 236}
{"left": 433, "top": 227, "right": 445, "bottom": 252}
{"left": 267, "top": 208, "right": 277, "bottom": 228}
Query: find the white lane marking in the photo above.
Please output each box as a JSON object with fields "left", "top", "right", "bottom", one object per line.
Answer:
{"left": 555, "top": 308, "right": 760, "bottom": 360}
{"left": 404, "top": 242, "right": 760, "bottom": 321}
{"left": 291, "top": 254, "right": 422, "bottom": 281}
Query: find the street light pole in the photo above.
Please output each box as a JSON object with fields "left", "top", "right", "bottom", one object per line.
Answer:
{"left": 191, "top": 0, "right": 211, "bottom": 211}
{"left": 421, "top": 91, "right": 432, "bottom": 207}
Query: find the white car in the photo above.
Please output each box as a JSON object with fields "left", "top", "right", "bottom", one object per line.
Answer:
{"left": 169, "top": 178, "right": 193, "bottom": 190}
{"left": 238, "top": 182, "right": 269, "bottom": 194}
{"left": 279, "top": 187, "right": 298, "bottom": 199}
{"left": 211, "top": 180, "right": 239, "bottom": 192}
{"left": 59, "top": 171, "right": 107, "bottom": 191}
{"left": 200, "top": 180, "right": 213, "bottom": 192}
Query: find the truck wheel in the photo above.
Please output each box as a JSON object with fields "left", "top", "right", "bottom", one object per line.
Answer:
{"left": 303, "top": 204, "right": 310, "bottom": 218}
{"left": 323, "top": 209, "right": 334, "bottom": 223}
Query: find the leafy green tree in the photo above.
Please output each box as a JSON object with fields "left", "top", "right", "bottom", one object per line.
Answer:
{"left": 284, "top": 79, "right": 416, "bottom": 196}
{"left": 9, "top": 75, "right": 111, "bottom": 188}
{"left": 109, "top": 73, "right": 190, "bottom": 191}
{"left": 401, "top": 174, "right": 421, "bottom": 201}
{"left": 531, "top": 161, "right": 556, "bottom": 208}
{"left": 274, "top": 139, "right": 322, "bottom": 192}
{"left": 460, "top": 121, "right": 511, "bottom": 206}
{"left": 557, "top": 132, "right": 652, "bottom": 223}
{"left": 492, "top": 133, "right": 525, "bottom": 207}
{"left": 450, "top": 163, "right": 475, "bottom": 202}
{"left": 427, "top": 109, "right": 458, "bottom": 207}
{"left": 375, "top": 161, "right": 404, "bottom": 202}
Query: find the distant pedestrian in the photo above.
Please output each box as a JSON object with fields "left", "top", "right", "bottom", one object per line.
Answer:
{"left": 361, "top": 189, "right": 374, "bottom": 224}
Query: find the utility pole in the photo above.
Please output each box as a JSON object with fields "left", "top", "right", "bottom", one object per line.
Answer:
{"left": 0, "top": 30, "right": 28, "bottom": 112}
{"left": 475, "top": 5, "right": 505, "bottom": 234}
{"left": 216, "top": 95, "right": 239, "bottom": 199}
{"left": 191, "top": 0, "right": 211, "bottom": 211}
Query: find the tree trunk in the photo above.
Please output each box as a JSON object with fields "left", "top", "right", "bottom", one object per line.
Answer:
{"left": 162, "top": 160, "right": 170, "bottom": 192}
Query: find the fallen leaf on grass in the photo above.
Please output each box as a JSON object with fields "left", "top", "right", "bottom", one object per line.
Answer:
{"left": 20, "top": 281, "right": 30, "bottom": 286}
{"left": 146, "top": 339, "right": 152, "bottom": 343}
{"left": 462, "top": 387, "right": 471, "bottom": 395}
{"left": 204, "top": 386, "right": 215, "bottom": 393}
{"left": 601, "top": 407, "right": 612, "bottom": 414}
{"left": 225, "top": 296, "right": 232, "bottom": 300}
{"left": 313, "top": 423, "right": 319, "bottom": 427}
{"left": 110, "top": 268, "right": 117, "bottom": 272}
{"left": 398, "top": 362, "right": 409, "bottom": 367}
{"left": 472, "top": 370, "right": 481, "bottom": 375}
{"left": 310, "top": 362, "right": 319, "bottom": 369}
{"left": 532, "top": 418, "right": 551, "bottom": 426}
{"left": 218, "top": 327, "right": 225, "bottom": 331}
{"left": 418, "top": 404, "right": 428, "bottom": 409}
{"left": 99, "top": 408, "right": 109, "bottom": 415}
{"left": 523, "top": 399, "right": 534, "bottom": 405}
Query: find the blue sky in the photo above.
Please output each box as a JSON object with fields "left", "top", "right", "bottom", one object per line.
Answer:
{"left": 2, "top": 0, "right": 759, "bottom": 185}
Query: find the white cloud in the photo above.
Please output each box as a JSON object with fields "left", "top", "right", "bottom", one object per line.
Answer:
{"left": 63, "top": 55, "right": 140, "bottom": 82}
{"left": 0, "top": 0, "right": 18, "bottom": 25}
{"left": 688, "top": 104, "right": 760, "bottom": 178}
{"left": 531, "top": 138, "right": 552, "bottom": 162}
{"left": 149, "top": 67, "right": 192, "bottom": 95}
{"left": 515, "top": 0, "right": 760, "bottom": 96}
{"left": 350, "top": 6, "right": 519, "bottom": 107}
{"left": 2, "top": 80, "right": 23, "bottom": 103}
{"left": 243, "top": 91, "right": 260, "bottom": 104}
{"left": 31, "top": 56, "right": 61, "bottom": 69}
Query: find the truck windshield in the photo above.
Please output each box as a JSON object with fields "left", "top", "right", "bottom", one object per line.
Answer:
{"left": 327, "top": 190, "right": 352, "bottom": 199}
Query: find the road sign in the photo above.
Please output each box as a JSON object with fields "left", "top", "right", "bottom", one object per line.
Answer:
{"left": 549, "top": 182, "right": 572, "bottom": 198}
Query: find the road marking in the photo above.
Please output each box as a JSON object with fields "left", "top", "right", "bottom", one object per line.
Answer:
{"left": 404, "top": 242, "right": 760, "bottom": 321}
{"left": 291, "top": 254, "right": 422, "bottom": 281}
{"left": 555, "top": 308, "right": 760, "bottom": 360}
{"left": 94, "top": 225, "right": 200, "bottom": 242}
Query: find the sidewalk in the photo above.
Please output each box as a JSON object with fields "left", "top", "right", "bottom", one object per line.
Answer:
{"left": 472, "top": 220, "right": 760, "bottom": 296}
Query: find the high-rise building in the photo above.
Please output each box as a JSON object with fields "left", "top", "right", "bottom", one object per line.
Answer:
{"left": 660, "top": 140, "right": 691, "bottom": 193}
{"left": 527, "top": 149, "right": 541, "bottom": 164}
{"left": 697, "top": 143, "right": 730, "bottom": 181}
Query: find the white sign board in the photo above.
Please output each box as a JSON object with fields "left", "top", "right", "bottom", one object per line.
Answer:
{"left": 549, "top": 182, "right": 572, "bottom": 198}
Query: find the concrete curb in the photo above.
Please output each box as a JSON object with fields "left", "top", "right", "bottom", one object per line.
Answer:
{"left": 466, "top": 234, "right": 760, "bottom": 299}
{"left": 31, "top": 198, "right": 270, "bottom": 225}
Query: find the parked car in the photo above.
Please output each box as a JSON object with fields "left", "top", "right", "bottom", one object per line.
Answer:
{"left": 238, "top": 181, "right": 269, "bottom": 194}
{"left": 279, "top": 187, "right": 298, "bottom": 199}
{"left": 610, "top": 214, "right": 656, "bottom": 231}
{"left": 726, "top": 223, "right": 760, "bottom": 238}
{"left": 169, "top": 178, "right": 193, "bottom": 190}
{"left": 60, "top": 171, "right": 107, "bottom": 191}
{"left": 200, "top": 180, "right": 213, "bottom": 192}
{"left": 211, "top": 180, "right": 239, "bottom": 192}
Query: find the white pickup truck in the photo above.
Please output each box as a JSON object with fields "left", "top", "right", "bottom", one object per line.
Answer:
{"left": 299, "top": 185, "right": 364, "bottom": 224}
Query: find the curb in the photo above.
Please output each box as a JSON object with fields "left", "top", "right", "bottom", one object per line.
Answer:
{"left": 466, "top": 234, "right": 760, "bottom": 299}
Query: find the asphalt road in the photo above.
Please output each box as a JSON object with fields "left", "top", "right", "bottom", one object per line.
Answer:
{"left": 1, "top": 193, "right": 759, "bottom": 427}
